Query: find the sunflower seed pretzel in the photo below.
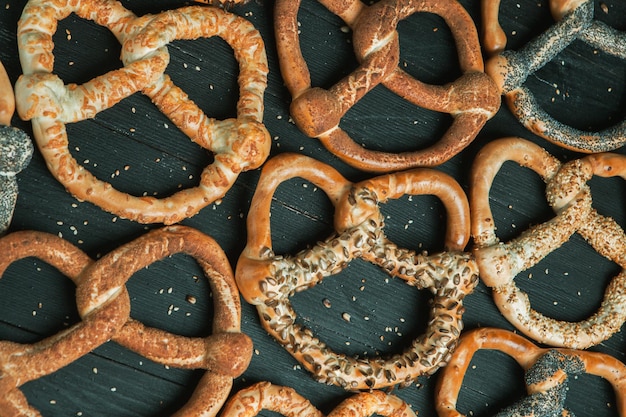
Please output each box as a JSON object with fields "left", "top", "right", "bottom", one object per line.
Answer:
{"left": 221, "top": 381, "right": 416, "bottom": 417}
{"left": 15, "top": 0, "right": 270, "bottom": 224}
{"left": 471, "top": 137, "right": 626, "bottom": 349}
{"left": 236, "top": 153, "right": 478, "bottom": 390}
{"left": 0, "top": 226, "right": 251, "bottom": 416}
{"left": 0, "top": 60, "right": 33, "bottom": 235}
{"left": 436, "top": 327, "right": 626, "bottom": 417}
{"left": 482, "top": 0, "right": 626, "bottom": 152}
{"left": 274, "top": 0, "right": 500, "bottom": 172}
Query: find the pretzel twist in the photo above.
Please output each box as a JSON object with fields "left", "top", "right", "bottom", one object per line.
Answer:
{"left": 471, "top": 137, "right": 626, "bottom": 349}
{"left": 236, "top": 153, "right": 478, "bottom": 390}
{"left": 0, "top": 226, "right": 251, "bottom": 416}
{"left": 220, "top": 381, "right": 416, "bottom": 417}
{"left": 482, "top": 0, "right": 626, "bottom": 152}
{"left": 15, "top": 0, "right": 270, "bottom": 224}
{"left": 275, "top": 0, "right": 500, "bottom": 172}
{"left": 436, "top": 327, "right": 626, "bottom": 417}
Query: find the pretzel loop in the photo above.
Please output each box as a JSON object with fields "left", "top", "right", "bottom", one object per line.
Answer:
{"left": 16, "top": 0, "right": 270, "bottom": 224}
{"left": 471, "top": 137, "right": 626, "bottom": 348}
{"left": 237, "top": 153, "right": 477, "bottom": 390}
{"left": 276, "top": 0, "right": 499, "bottom": 172}
{"left": 436, "top": 328, "right": 626, "bottom": 417}
{"left": 0, "top": 226, "right": 251, "bottom": 415}
{"left": 483, "top": 0, "right": 626, "bottom": 152}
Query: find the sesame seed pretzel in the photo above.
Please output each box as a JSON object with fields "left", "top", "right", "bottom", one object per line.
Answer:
{"left": 0, "top": 60, "right": 33, "bottom": 235}
{"left": 482, "top": 0, "right": 626, "bottom": 152}
{"left": 236, "top": 153, "right": 478, "bottom": 390}
{"left": 274, "top": 0, "right": 500, "bottom": 172}
{"left": 0, "top": 226, "right": 251, "bottom": 416}
{"left": 220, "top": 381, "right": 416, "bottom": 417}
{"left": 471, "top": 137, "right": 626, "bottom": 349}
{"left": 15, "top": 0, "right": 270, "bottom": 224}
{"left": 436, "top": 327, "right": 626, "bottom": 417}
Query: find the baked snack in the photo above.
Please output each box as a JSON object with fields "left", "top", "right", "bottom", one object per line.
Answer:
{"left": 15, "top": 0, "right": 270, "bottom": 224}
{"left": 236, "top": 153, "right": 478, "bottom": 390}
{"left": 275, "top": 0, "right": 500, "bottom": 172}
{"left": 0, "top": 226, "right": 251, "bottom": 416}
{"left": 471, "top": 137, "right": 626, "bottom": 348}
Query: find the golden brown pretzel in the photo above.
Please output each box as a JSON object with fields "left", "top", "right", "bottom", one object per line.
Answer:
{"left": 471, "top": 137, "right": 626, "bottom": 349}
{"left": 275, "top": 0, "right": 500, "bottom": 172}
{"left": 236, "top": 153, "right": 478, "bottom": 390}
{"left": 0, "top": 226, "right": 251, "bottom": 416}
{"left": 482, "top": 0, "right": 626, "bottom": 152}
{"left": 15, "top": 0, "right": 270, "bottom": 224}
{"left": 220, "top": 381, "right": 416, "bottom": 417}
{"left": 436, "top": 327, "right": 626, "bottom": 417}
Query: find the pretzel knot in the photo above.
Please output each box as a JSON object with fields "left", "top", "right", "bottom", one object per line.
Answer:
{"left": 236, "top": 153, "right": 478, "bottom": 390}
{"left": 0, "top": 226, "right": 252, "bottom": 416}
{"left": 15, "top": 0, "right": 270, "bottom": 224}
{"left": 436, "top": 327, "right": 626, "bottom": 417}
{"left": 482, "top": 0, "right": 626, "bottom": 153}
{"left": 471, "top": 137, "right": 626, "bottom": 349}
{"left": 221, "top": 381, "right": 416, "bottom": 417}
{"left": 275, "top": 0, "right": 500, "bottom": 173}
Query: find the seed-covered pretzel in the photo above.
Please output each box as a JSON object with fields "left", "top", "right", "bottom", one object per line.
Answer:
{"left": 275, "top": 0, "right": 500, "bottom": 172}
{"left": 436, "top": 327, "right": 626, "bottom": 417}
{"left": 471, "top": 137, "right": 626, "bottom": 348}
{"left": 0, "top": 60, "right": 33, "bottom": 235}
{"left": 482, "top": 0, "right": 626, "bottom": 152}
{"left": 236, "top": 153, "right": 478, "bottom": 390}
{"left": 0, "top": 226, "right": 251, "bottom": 416}
{"left": 221, "top": 381, "right": 416, "bottom": 417}
{"left": 15, "top": 0, "right": 270, "bottom": 224}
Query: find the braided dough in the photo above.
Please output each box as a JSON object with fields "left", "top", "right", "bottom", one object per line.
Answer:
{"left": 275, "top": 0, "right": 500, "bottom": 172}
{"left": 471, "top": 137, "right": 626, "bottom": 348}
{"left": 0, "top": 60, "right": 33, "bottom": 234}
{"left": 482, "top": 0, "right": 626, "bottom": 152}
{"left": 15, "top": 0, "right": 270, "bottom": 224}
{"left": 0, "top": 226, "right": 251, "bottom": 416}
{"left": 436, "top": 327, "right": 626, "bottom": 417}
{"left": 221, "top": 381, "right": 416, "bottom": 417}
{"left": 236, "top": 153, "right": 478, "bottom": 390}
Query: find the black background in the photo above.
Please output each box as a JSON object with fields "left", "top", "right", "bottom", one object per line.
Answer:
{"left": 1, "top": 0, "right": 625, "bottom": 415}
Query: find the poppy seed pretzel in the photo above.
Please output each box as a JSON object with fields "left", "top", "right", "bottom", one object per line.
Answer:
{"left": 482, "top": 0, "right": 626, "bottom": 152}
{"left": 436, "top": 327, "right": 626, "bottom": 417}
{"left": 471, "top": 137, "right": 626, "bottom": 349}
{"left": 0, "top": 226, "right": 252, "bottom": 416}
{"left": 275, "top": 0, "right": 500, "bottom": 172}
{"left": 221, "top": 381, "right": 416, "bottom": 417}
{"left": 15, "top": 0, "right": 270, "bottom": 224}
{"left": 236, "top": 153, "right": 478, "bottom": 390}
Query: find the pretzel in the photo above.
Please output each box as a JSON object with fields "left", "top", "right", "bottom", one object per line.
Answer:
{"left": 15, "top": 0, "right": 270, "bottom": 224}
{"left": 470, "top": 136, "right": 626, "bottom": 349}
{"left": 274, "top": 0, "right": 500, "bottom": 172}
{"left": 236, "top": 153, "right": 478, "bottom": 390}
{"left": 0, "top": 226, "right": 251, "bottom": 416}
{"left": 0, "top": 60, "right": 33, "bottom": 234}
{"left": 436, "top": 327, "right": 626, "bottom": 417}
{"left": 220, "top": 381, "right": 416, "bottom": 417}
{"left": 482, "top": 0, "right": 626, "bottom": 152}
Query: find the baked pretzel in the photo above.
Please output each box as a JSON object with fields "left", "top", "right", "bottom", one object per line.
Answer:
{"left": 482, "top": 0, "right": 626, "bottom": 152}
{"left": 15, "top": 0, "right": 270, "bottom": 224}
{"left": 0, "top": 226, "right": 251, "bottom": 416}
{"left": 236, "top": 153, "right": 478, "bottom": 390}
{"left": 436, "top": 327, "right": 626, "bottom": 417}
{"left": 221, "top": 381, "right": 416, "bottom": 417}
{"left": 275, "top": 0, "right": 500, "bottom": 172}
{"left": 0, "top": 60, "right": 33, "bottom": 234}
{"left": 471, "top": 137, "right": 626, "bottom": 349}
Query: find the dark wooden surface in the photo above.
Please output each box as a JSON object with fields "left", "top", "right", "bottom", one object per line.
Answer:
{"left": 1, "top": 0, "right": 625, "bottom": 415}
